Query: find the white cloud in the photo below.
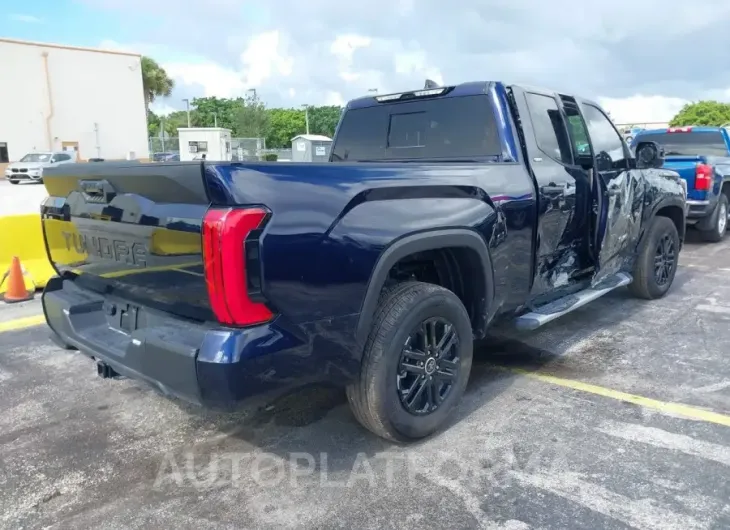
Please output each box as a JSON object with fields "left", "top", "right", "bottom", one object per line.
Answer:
{"left": 86, "top": 0, "right": 730, "bottom": 119}
{"left": 162, "top": 62, "right": 244, "bottom": 98}
{"left": 149, "top": 102, "right": 177, "bottom": 116}
{"left": 240, "top": 31, "right": 294, "bottom": 87}
{"left": 599, "top": 95, "right": 688, "bottom": 125}
{"left": 9, "top": 13, "right": 43, "bottom": 23}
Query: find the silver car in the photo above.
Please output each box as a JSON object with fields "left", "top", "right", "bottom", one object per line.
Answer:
{"left": 4, "top": 151, "right": 76, "bottom": 184}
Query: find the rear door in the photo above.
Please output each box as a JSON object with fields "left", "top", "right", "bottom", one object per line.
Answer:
{"left": 41, "top": 162, "right": 212, "bottom": 324}
{"left": 510, "top": 87, "right": 594, "bottom": 294}
{"left": 574, "top": 101, "right": 643, "bottom": 284}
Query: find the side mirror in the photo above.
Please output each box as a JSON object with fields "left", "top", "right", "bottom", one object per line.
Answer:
{"left": 635, "top": 141, "right": 665, "bottom": 169}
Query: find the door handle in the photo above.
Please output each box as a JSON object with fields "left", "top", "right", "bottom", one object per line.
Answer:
{"left": 541, "top": 182, "right": 573, "bottom": 194}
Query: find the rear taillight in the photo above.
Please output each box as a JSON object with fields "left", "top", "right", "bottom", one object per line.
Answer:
{"left": 695, "top": 163, "right": 713, "bottom": 191}
{"left": 202, "top": 207, "right": 273, "bottom": 326}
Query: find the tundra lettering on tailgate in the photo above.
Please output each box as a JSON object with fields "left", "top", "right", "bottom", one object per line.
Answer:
{"left": 61, "top": 231, "right": 147, "bottom": 266}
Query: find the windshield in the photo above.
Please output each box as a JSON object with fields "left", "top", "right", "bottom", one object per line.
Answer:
{"left": 634, "top": 131, "right": 729, "bottom": 157}
{"left": 20, "top": 153, "right": 52, "bottom": 162}
{"left": 331, "top": 95, "right": 501, "bottom": 162}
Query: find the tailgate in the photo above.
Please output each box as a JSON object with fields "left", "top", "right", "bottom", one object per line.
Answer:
{"left": 662, "top": 155, "right": 705, "bottom": 200}
{"left": 41, "top": 162, "right": 213, "bottom": 322}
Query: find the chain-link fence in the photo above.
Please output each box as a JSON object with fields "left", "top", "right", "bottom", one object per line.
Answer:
{"left": 260, "top": 148, "right": 293, "bottom": 161}
{"left": 149, "top": 137, "right": 295, "bottom": 161}
{"left": 149, "top": 138, "right": 309, "bottom": 162}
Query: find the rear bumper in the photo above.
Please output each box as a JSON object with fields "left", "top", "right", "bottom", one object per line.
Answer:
{"left": 686, "top": 199, "right": 713, "bottom": 221}
{"left": 42, "top": 276, "right": 343, "bottom": 408}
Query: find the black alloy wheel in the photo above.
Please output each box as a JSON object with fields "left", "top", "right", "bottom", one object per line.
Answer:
{"left": 397, "top": 317, "right": 460, "bottom": 415}
{"left": 653, "top": 232, "right": 676, "bottom": 287}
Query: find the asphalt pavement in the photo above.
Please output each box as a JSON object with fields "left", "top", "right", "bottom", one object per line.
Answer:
{"left": 0, "top": 179, "right": 48, "bottom": 216}
{"left": 1, "top": 232, "right": 730, "bottom": 529}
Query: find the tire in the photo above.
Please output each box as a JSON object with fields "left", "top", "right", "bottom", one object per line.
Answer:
{"left": 9, "top": 180, "right": 19, "bottom": 185}
{"left": 346, "top": 281, "right": 473, "bottom": 442}
{"left": 628, "top": 216, "right": 680, "bottom": 300}
{"left": 699, "top": 193, "right": 728, "bottom": 243}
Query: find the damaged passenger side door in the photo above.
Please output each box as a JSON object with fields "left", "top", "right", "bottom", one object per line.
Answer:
{"left": 576, "top": 102, "right": 643, "bottom": 284}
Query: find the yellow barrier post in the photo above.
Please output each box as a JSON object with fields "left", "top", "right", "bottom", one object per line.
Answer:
{"left": 0, "top": 214, "right": 56, "bottom": 295}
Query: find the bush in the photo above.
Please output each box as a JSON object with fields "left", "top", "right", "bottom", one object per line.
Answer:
{"left": 263, "top": 153, "right": 278, "bottom": 162}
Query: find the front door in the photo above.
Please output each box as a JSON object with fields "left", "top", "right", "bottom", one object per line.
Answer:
{"left": 511, "top": 87, "right": 594, "bottom": 297}
{"left": 574, "top": 101, "right": 641, "bottom": 284}
{"left": 62, "top": 141, "right": 79, "bottom": 161}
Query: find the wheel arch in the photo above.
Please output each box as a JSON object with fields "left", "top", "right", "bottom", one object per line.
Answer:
{"left": 355, "top": 229, "right": 495, "bottom": 346}
{"left": 653, "top": 199, "right": 686, "bottom": 244}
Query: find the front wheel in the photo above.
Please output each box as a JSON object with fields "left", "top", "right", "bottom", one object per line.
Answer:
{"left": 9, "top": 180, "right": 19, "bottom": 185}
{"left": 700, "top": 194, "right": 728, "bottom": 243}
{"left": 628, "top": 216, "right": 680, "bottom": 300}
{"left": 346, "top": 281, "right": 473, "bottom": 442}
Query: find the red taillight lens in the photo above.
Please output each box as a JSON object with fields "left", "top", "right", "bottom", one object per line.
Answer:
{"left": 695, "top": 163, "right": 713, "bottom": 191}
{"left": 202, "top": 207, "right": 273, "bottom": 326}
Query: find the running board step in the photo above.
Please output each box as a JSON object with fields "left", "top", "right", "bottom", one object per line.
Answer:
{"left": 515, "top": 273, "right": 633, "bottom": 331}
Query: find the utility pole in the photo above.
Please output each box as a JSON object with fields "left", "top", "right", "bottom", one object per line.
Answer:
{"left": 213, "top": 113, "right": 218, "bottom": 127}
{"left": 301, "top": 104, "right": 310, "bottom": 135}
{"left": 182, "top": 99, "right": 191, "bottom": 127}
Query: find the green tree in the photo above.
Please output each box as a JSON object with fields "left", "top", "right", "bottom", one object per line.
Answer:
{"left": 307, "top": 105, "right": 343, "bottom": 138}
{"left": 141, "top": 56, "right": 174, "bottom": 116}
{"left": 670, "top": 100, "right": 730, "bottom": 127}
{"left": 266, "top": 108, "right": 306, "bottom": 148}
{"left": 235, "top": 91, "right": 270, "bottom": 139}
{"left": 192, "top": 96, "right": 244, "bottom": 130}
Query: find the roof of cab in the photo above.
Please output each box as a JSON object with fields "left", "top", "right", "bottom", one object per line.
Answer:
{"left": 345, "top": 81, "right": 601, "bottom": 111}
{"left": 346, "top": 81, "right": 490, "bottom": 110}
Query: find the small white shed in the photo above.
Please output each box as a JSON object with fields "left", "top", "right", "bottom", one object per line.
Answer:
{"left": 291, "top": 134, "right": 332, "bottom": 162}
{"left": 178, "top": 127, "right": 232, "bottom": 161}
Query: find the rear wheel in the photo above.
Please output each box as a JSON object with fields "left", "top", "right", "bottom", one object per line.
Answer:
{"left": 700, "top": 194, "right": 728, "bottom": 243}
{"left": 628, "top": 216, "right": 680, "bottom": 300}
{"left": 346, "top": 282, "right": 473, "bottom": 442}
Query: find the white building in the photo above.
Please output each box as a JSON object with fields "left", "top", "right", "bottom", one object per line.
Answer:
{"left": 0, "top": 38, "right": 149, "bottom": 163}
{"left": 178, "top": 128, "right": 232, "bottom": 161}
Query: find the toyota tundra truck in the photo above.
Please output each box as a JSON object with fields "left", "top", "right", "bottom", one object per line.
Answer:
{"left": 40, "top": 81, "right": 686, "bottom": 442}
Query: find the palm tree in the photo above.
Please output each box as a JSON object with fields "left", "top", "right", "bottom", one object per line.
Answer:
{"left": 141, "top": 56, "right": 174, "bottom": 116}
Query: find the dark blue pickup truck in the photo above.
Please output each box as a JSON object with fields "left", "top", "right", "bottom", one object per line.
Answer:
{"left": 632, "top": 126, "right": 730, "bottom": 241}
{"left": 40, "top": 81, "right": 686, "bottom": 442}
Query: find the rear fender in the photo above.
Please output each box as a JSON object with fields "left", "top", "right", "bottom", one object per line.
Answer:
{"left": 355, "top": 229, "right": 495, "bottom": 345}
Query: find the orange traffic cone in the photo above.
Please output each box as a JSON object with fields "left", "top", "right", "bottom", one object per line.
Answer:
{"left": 1, "top": 256, "right": 35, "bottom": 303}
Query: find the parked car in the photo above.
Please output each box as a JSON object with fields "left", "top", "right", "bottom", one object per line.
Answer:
{"left": 4, "top": 151, "right": 75, "bottom": 184}
{"left": 631, "top": 126, "right": 730, "bottom": 241}
{"left": 40, "top": 81, "right": 686, "bottom": 442}
{"left": 152, "top": 151, "right": 180, "bottom": 162}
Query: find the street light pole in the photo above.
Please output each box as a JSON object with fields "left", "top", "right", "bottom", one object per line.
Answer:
{"left": 182, "top": 99, "right": 191, "bottom": 127}
{"left": 301, "top": 104, "right": 310, "bottom": 135}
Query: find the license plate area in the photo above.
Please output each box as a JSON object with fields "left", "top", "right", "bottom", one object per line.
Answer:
{"left": 104, "top": 300, "right": 143, "bottom": 333}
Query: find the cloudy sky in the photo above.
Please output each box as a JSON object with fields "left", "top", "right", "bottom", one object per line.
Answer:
{"left": 5, "top": 0, "right": 730, "bottom": 124}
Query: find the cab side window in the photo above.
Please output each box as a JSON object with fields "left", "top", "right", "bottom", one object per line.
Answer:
{"left": 581, "top": 104, "right": 628, "bottom": 171}
{"left": 525, "top": 93, "right": 572, "bottom": 164}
